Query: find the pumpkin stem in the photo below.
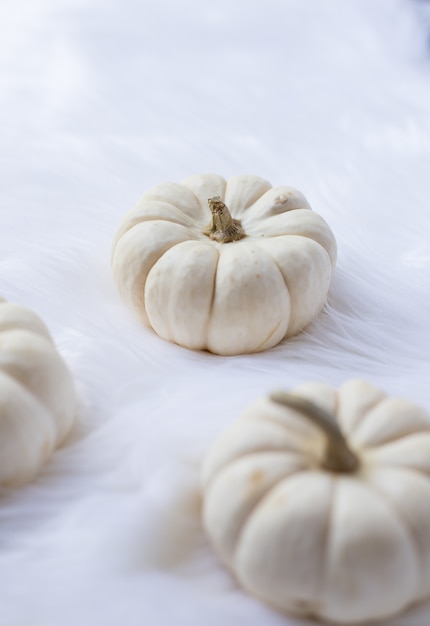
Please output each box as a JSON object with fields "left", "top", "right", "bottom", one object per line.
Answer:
{"left": 203, "top": 196, "right": 246, "bottom": 243}
{"left": 269, "top": 392, "right": 359, "bottom": 473}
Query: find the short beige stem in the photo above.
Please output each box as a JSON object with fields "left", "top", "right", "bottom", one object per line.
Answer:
{"left": 270, "top": 391, "right": 359, "bottom": 473}
{"left": 203, "top": 196, "right": 246, "bottom": 243}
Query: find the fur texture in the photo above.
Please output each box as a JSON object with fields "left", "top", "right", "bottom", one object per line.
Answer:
{"left": 1, "top": 0, "right": 430, "bottom": 624}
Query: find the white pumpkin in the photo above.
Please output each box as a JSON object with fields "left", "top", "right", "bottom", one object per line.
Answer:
{"left": 111, "top": 173, "right": 336, "bottom": 355}
{"left": 0, "top": 297, "right": 77, "bottom": 486}
{"left": 201, "top": 379, "right": 430, "bottom": 624}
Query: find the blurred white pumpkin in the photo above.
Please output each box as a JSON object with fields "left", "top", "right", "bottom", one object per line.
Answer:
{"left": 112, "top": 173, "right": 336, "bottom": 355}
{"left": 0, "top": 297, "right": 77, "bottom": 486}
{"left": 201, "top": 379, "right": 430, "bottom": 624}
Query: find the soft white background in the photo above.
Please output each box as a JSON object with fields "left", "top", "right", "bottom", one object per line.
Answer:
{"left": 1, "top": 0, "right": 430, "bottom": 624}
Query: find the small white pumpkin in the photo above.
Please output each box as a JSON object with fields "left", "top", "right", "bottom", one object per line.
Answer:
{"left": 201, "top": 380, "right": 430, "bottom": 624}
{"left": 0, "top": 297, "right": 77, "bottom": 486}
{"left": 112, "top": 174, "right": 336, "bottom": 355}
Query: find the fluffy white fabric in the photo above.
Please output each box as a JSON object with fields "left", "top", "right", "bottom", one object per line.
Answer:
{"left": 1, "top": 0, "right": 430, "bottom": 624}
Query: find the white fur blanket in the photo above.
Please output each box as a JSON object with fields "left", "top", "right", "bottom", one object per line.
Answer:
{"left": 1, "top": 0, "right": 430, "bottom": 624}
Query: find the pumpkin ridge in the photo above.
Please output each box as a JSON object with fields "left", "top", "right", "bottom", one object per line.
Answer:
{"left": 252, "top": 238, "right": 294, "bottom": 282}
{"left": 232, "top": 463, "right": 308, "bottom": 563}
{"left": 373, "top": 461, "right": 430, "bottom": 479}
{"left": 247, "top": 207, "right": 311, "bottom": 227}
{"left": 317, "top": 477, "right": 337, "bottom": 609}
{"left": 0, "top": 300, "right": 77, "bottom": 486}
{"left": 252, "top": 245, "right": 292, "bottom": 329}
{"left": 0, "top": 371, "right": 55, "bottom": 484}
{"left": 0, "top": 321, "right": 50, "bottom": 341}
{"left": 253, "top": 319, "right": 283, "bottom": 352}
{"left": 250, "top": 412, "right": 323, "bottom": 457}
{"left": 363, "top": 427, "right": 430, "bottom": 450}
{"left": 143, "top": 237, "right": 215, "bottom": 342}
{"left": 0, "top": 303, "right": 52, "bottom": 342}
{"left": 208, "top": 449, "right": 306, "bottom": 484}
{"left": 140, "top": 199, "right": 199, "bottom": 222}
{"left": 364, "top": 480, "right": 422, "bottom": 598}
{"left": 345, "top": 394, "right": 385, "bottom": 438}
{"left": 111, "top": 201, "right": 199, "bottom": 256}
{"left": 242, "top": 243, "right": 290, "bottom": 345}
{"left": 247, "top": 210, "right": 337, "bottom": 268}
{"left": 180, "top": 173, "right": 227, "bottom": 213}
{"left": 137, "top": 237, "right": 199, "bottom": 322}
{"left": 366, "top": 436, "right": 430, "bottom": 476}
{"left": 382, "top": 464, "right": 430, "bottom": 485}
{"left": 238, "top": 183, "right": 275, "bottom": 215}
{"left": 205, "top": 242, "right": 290, "bottom": 355}
{"left": 0, "top": 341, "right": 61, "bottom": 422}
{"left": 143, "top": 181, "right": 203, "bottom": 216}
{"left": 204, "top": 449, "right": 306, "bottom": 492}
{"left": 127, "top": 218, "right": 198, "bottom": 241}
{"left": 112, "top": 220, "right": 198, "bottom": 319}
{"left": 224, "top": 175, "right": 271, "bottom": 218}
{"left": 249, "top": 184, "right": 276, "bottom": 205}
{"left": 252, "top": 235, "right": 333, "bottom": 338}
{"left": 240, "top": 184, "right": 313, "bottom": 227}
{"left": 205, "top": 249, "right": 220, "bottom": 348}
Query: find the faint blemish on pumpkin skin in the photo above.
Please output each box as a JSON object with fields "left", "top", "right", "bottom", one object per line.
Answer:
{"left": 272, "top": 493, "right": 287, "bottom": 508}
{"left": 290, "top": 598, "right": 323, "bottom": 616}
{"left": 249, "top": 469, "right": 265, "bottom": 487}
{"left": 273, "top": 194, "right": 288, "bottom": 204}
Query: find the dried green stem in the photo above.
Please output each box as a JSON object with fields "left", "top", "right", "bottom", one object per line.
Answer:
{"left": 203, "top": 196, "right": 246, "bottom": 243}
{"left": 270, "top": 391, "right": 359, "bottom": 473}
